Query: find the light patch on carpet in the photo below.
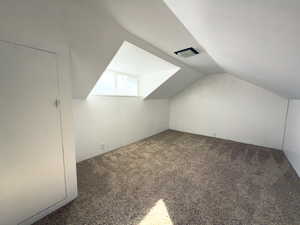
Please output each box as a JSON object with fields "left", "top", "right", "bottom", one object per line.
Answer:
{"left": 139, "top": 199, "right": 173, "bottom": 225}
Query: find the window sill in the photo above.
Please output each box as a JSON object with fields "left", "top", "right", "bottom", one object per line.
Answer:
{"left": 90, "top": 94, "right": 140, "bottom": 98}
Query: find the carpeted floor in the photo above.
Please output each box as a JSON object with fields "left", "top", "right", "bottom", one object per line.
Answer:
{"left": 34, "top": 130, "right": 300, "bottom": 225}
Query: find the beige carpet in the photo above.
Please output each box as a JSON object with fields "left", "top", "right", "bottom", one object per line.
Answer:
{"left": 34, "top": 130, "right": 300, "bottom": 225}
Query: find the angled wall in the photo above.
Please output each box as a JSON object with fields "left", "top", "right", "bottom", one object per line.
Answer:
{"left": 140, "top": 68, "right": 180, "bottom": 99}
{"left": 164, "top": 0, "right": 300, "bottom": 98}
{"left": 169, "top": 73, "right": 288, "bottom": 149}
{"left": 283, "top": 100, "right": 300, "bottom": 176}
{"left": 146, "top": 67, "right": 203, "bottom": 99}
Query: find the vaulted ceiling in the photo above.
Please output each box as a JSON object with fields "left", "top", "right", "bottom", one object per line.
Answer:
{"left": 164, "top": 0, "right": 300, "bottom": 98}
{"left": 67, "top": 0, "right": 206, "bottom": 99}
{"left": 90, "top": 0, "right": 223, "bottom": 76}
{"left": 2, "top": 0, "right": 299, "bottom": 99}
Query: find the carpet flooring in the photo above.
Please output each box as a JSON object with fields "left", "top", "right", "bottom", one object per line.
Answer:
{"left": 34, "top": 130, "right": 300, "bottom": 225}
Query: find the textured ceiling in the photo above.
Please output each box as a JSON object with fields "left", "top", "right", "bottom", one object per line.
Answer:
{"left": 164, "top": 0, "right": 300, "bottom": 98}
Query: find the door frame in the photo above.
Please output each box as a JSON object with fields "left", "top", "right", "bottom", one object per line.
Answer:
{"left": 0, "top": 39, "right": 69, "bottom": 225}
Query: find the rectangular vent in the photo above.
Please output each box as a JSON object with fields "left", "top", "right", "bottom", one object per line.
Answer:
{"left": 174, "top": 47, "right": 199, "bottom": 58}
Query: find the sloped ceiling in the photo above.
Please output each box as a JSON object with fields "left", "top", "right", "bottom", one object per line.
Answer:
{"left": 0, "top": 0, "right": 205, "bottom": 99}
{"left": 91, "top": 0, "right": 223, "bottom": 75}
{"left": 107, "top": 41, "right": 179, "bottom": 76}
{"left": 67, "top": 0, "right": 205, "bottom": 99}
{"left": 164, "top": 0, "right": 300, "bottom": 98}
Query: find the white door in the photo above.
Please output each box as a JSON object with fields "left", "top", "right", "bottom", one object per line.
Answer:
{"left": 0, "top": 42, "right": 66, "bottom": 225}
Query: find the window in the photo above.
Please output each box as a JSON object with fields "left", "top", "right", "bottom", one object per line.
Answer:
{"left": 88, "top": 41, "right": 180, "bottom": 99}
{"left": 90, "top": 70, "right": 138, "bottom": 97}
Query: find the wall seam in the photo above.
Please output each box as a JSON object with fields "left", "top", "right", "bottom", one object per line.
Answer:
{"left": 281, "top": 99, "right": 290, "bottom": 150}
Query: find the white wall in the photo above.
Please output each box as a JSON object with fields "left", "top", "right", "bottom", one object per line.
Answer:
{"left": 73, "top": 96, "right": 169, "bottom": 162}
{"left": 170, "top": 73, "right": 288, "bottom": 149}
{"left": 283, "top": 100, "right": 300, "bottom": 176}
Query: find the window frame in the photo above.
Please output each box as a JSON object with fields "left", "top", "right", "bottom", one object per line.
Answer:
{"left": 91, "top": 70, "right": 140, "bottom": 97}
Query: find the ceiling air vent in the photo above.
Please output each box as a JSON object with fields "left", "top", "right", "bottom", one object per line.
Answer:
{"left": 174, "top": 47, "right": 199, "bottom": 58}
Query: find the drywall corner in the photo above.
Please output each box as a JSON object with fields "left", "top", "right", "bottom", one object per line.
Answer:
{"left": 283, "top": 99, "right": 300, "bottom": 176}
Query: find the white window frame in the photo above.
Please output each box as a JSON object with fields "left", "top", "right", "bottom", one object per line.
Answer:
{"left": 90, "top": 70, "right": 139, "bottom": 97}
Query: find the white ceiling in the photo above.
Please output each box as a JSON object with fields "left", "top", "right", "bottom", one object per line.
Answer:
{"left": 107, "top": 41, "right": 179, "bottom": 76}
{"left": 62, "top": 0, "right": 205, "bottom": 99}
{"left": 164, "top": 0, "right": 300, "bottom": 98}
{"left": 0, "top": 0, "right": 205, "bottom": 99}
{"left": 92, "top": 0, "right": 223, "bottom": 75}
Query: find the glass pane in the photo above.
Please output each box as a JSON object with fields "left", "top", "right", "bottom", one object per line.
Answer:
{"left": 116, "top": 74, "right": 138, "bottom": 96}
{"left": 92, "top": 71, "right": 116, "bottom": 95}
{"left": 90, "top": 70, "right": 138, "bottom": 96}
